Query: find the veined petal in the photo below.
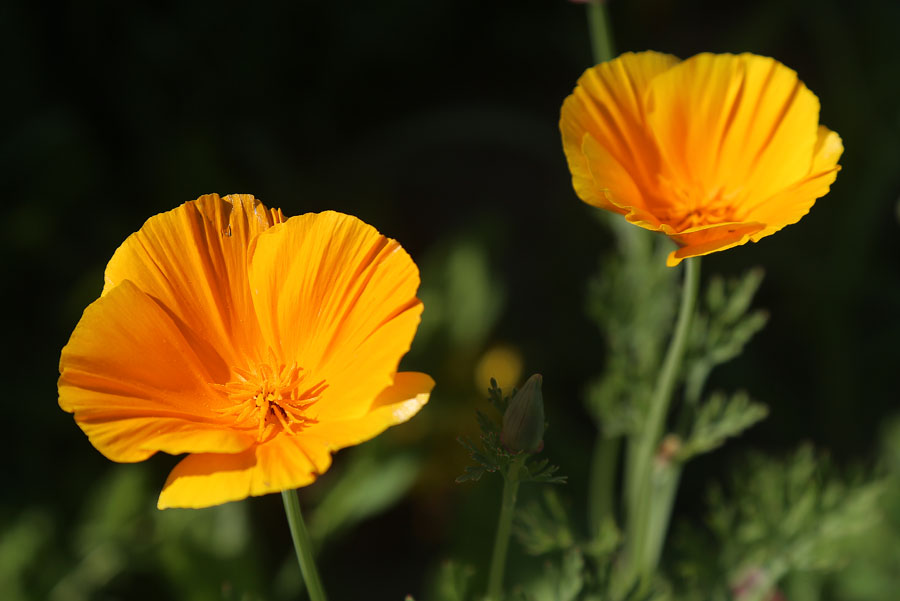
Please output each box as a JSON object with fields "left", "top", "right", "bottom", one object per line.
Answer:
{"left": 743, "top": 126, "right": 843, "bottom": 240}
{"left": 157, "top": 434, "right": 333, "bottom": 509}
{"left": 59, "top": 280, "right": 255, "bottom": 462}
{"left": 578, "top": 133, "right": 646, "bottom": 215}
{"left": 646, "top": 53, "right": 821, "bottom": 213}
{"left": 103, "top": 194, "right": 283, "bottom": 368}
{"left": 248, "top": 212, "right": 423, "bottom": 422}
{"left": 582, "top": 134, "right": 662, "bottom": 227}
{"left": 561, "top": 51, "right": 680, "bottom": 211}
{"left": 304, "top": 372, "right": 433, "bottom": 450}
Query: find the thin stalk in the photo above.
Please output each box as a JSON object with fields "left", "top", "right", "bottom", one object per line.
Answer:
{"left": 282, "top": 489, "right": 328, "bottom": 601}
{"left": 486, "top": 455, "right": 526, "bottom": 601}
{"left": 587, "top": 1, "right": 615, "bottom": 64}
{"left": 624, "top": 257, "right": 701, "bottom": 586}
{"left": 589, "top": 435, "right": 620, "bottom": 539}
{"left": 584, "top": 0, "right": 621, "bottom": 556}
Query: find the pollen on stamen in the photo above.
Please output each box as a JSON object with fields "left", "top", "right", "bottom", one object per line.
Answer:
{"left": 213, "top": 361, "right": 326, "bottom": 441}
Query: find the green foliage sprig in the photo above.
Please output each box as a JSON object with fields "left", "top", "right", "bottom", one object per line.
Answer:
{"left": 683, "top": 269, "right": 769, "bottom": 405}
{"left": 677, "top": 391, "right": 769, "bottom": 461}
{"left": 677, "top": 446, "right": 885, "bottom": 601}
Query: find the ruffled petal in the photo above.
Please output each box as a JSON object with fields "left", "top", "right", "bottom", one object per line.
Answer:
{"left": 59, "top": 280, "right": 255, "bottom": 462}
{"left": 646, "top": 53, "right": 821, "bottom": 214}
{"left": 560, "top": 51, "right": 680, "bottom": 211}
{"left": 157, "top": 434, "right": 333, "bottom": 509}
{"left": 102, "top": 194, "right": 283, "bottom": 368}
{"left": 248, "top": 211, "right": 423, "bottom": 423}
{"left": 304, "top": 371, "right": 433, "bottom": 450}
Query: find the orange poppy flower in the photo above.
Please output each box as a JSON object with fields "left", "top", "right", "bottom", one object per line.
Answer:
{"left": 59, "top": 194, "right": 433, "bottom": 509}
{"left": 560, "top": 51, "right": 843, "bottom": 266}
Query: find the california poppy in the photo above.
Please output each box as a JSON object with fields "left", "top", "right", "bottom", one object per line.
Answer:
{"left": 560, "top": 51, "right": 843, "bottom": 265}
{"left": 59, "top": 194, "right": 433, "bottom": 509}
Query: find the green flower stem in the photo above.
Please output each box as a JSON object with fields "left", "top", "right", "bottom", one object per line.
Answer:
{"left": 587, "top": 0, "right": 615, "bottom": 64}
{"left": 282, "top": 489, "right": 328, "bottom": 601}
{"left": 625, "top": 257, "right": 701, "bottom": 586}
{"left": 487, "top": 454, "right": 527, "bottom": 601}
{"left": 589, "top": 434, "right": 620, "bottom": 539}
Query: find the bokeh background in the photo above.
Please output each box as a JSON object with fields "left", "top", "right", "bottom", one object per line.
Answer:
{"left": 3, "top": 0, "right": 899, "bottom": 599}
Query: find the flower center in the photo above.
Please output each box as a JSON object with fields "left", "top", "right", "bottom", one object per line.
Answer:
{"left": 656, "top": 175, "right": 742, "bottom": 230}
{"left": 216, "top": 361, "right": 326, "bottom": 441}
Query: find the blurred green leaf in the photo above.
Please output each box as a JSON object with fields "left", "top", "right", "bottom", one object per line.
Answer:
{"left": 517, "top": 548, "right": 584, "bottom": 601}
{"left": 427, "top": 561, "right": 476, "bottom": 601}
{"left": 310, "top": 451, "right": 422, "bottom": 545}
{"left": 515, "top": 488, "right": 574, "bottom": 556}
{"left": 705, "top": 446, "right": 885, "bottom": 601}
{"left": 77, "top": 465, "right": 149, "bottom": 550}
{"left": 417, "top": 235, "right": 505, "bottom": 352}
{"left": 157, "top": 501, "right": 250, "bottom": 560}
{"left": 0, "top": 510, "right": 53, "bottom": 601}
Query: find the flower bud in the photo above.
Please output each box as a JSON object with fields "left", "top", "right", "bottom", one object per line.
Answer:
{"left": 501, "top": 374, "right": 545, "bottom": 453}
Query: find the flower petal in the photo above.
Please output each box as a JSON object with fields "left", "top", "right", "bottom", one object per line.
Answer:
{"left": 665, "top": 222, "right": 766, "bottom": 266}
{"left": 582, "top": 134, "right": 662, "bottom": 228}
{"left": 248, "top": 211, "right": 423, "bottom": 422}
{"left": 561, "top": 51, "right": 680, "bottom": 211}
{"left": 102, "top": 194, "right": 283, "bottom": 368}
{"left": 743, "top": 126, "right": 843, "bottom": 241}
{"left": 646, "top": 53, "right": 821, "bottom": 213}
{"left": 304, "top": 371, "right": 433, "bottom": 450}
{"left": 157, "top": 434, "right": 333, "bottom": 509}
{"left": 59, "top": 280, "right": 255, "bottom": 461}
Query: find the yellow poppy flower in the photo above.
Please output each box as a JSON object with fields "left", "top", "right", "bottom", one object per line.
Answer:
{"left": 58, "top": 194, "right": 433, "bottom": 509}
{"left": 560, "top": 51, "right": 843, "bottom": 266}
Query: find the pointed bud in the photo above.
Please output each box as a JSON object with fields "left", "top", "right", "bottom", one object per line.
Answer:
{"left": 501, "top": 374, "right": 545, "bottom": 453}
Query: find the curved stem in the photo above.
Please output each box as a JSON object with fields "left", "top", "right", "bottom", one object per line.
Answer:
{"left": 282, "top": 489, "right": 329, "bottom": 601}
{"left": 486, "top": 455, "right": 526, "bottom": 601}
{"left": 587, "top": 1, "right": 615, "bottom": 64}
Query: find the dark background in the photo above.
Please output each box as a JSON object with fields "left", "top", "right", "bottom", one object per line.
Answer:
{"left": 3, "top": 0, "right": 899, "bottom": 599}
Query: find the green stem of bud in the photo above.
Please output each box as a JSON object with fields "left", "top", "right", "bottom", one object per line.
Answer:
{"left": 486, "top": 454, "right": 527, "bottom": 601}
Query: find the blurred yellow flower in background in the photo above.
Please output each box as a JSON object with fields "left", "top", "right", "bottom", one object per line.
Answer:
{"left": 474, "top": 344, "right": 524, "bottom": 391}
{"left": 59, "top": 194, "right": 433, "bottom": 509}
{"left": 561, "top": 51, "right": 843, "bottom": 265}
